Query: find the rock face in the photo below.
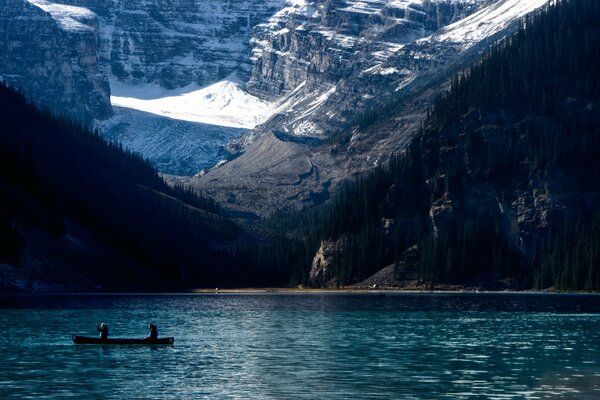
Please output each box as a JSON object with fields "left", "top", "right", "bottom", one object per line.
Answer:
{"left": 245, "top": 0, "right": 482, "bottom": 139}
{"left": 0, "top": 0, "right": 285, "bottom": 124}
{"left": 248, "top": 0, "right": 478, "bottom": 99}
{"left": 61, "top": 0, "right": 286, "bottom": 88}
{"left": 0, "top": 0, "right": 111, "bottom": 124}
{"left": 309, "top": 240, "right": 338, "bottom": 287}
{"left": 189, "top": 0, "right": 551, "bottom": 216}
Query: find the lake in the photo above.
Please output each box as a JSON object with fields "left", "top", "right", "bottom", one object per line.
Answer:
{"left": 1, "top": 293, "right": 600, "bottom": 399}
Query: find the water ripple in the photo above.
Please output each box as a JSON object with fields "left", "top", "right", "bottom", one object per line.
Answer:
{"left": 1, "top": 293, "right": 600, "bottom": 399}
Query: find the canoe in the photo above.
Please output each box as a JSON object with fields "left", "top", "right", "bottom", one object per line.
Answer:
{"left": 72, "top": 335, "right": 174, "bottom": 345}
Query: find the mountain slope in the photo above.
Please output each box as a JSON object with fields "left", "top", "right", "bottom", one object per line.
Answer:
{"left": 188, "top": 0, "right": 551, "bottom": 217}
{"left": 0, "top": 82, "right": 273, "bottom": 292}
{"left": 267, "top": 0, "right": 600, "bottom": 290}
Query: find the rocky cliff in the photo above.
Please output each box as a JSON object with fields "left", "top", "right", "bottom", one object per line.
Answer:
{"left": 247, "top": 0, "right": 480, "bottom": 104}
{"left": 185, "top": 0, "right": 550, "bottom": 217}
{"left": 0, "top": 0, "right": 285, "bottom": 124}
{"left": 60, "top": 0, "right": 286, "bottom": 88}
{"left": 0, "top": 0, "right": 111, "bottom": 124}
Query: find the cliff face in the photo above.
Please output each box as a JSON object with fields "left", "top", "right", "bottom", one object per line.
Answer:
{"left": 60, "top": 0, "right": 286, "bottom": 89}
{"left": 242, "top": 0, "right": 548, "bottom": 142}
{"left": 0, "top": 0, "right": 285, "bottom": 124}
{"left": 247, "top": 0, "right": 478, "bottom": 102}
{"left": 0, "top": 0, "right": 111, "bottom": 124}
{"left": 188, "top": 0, "right": 550, "bottom": 217}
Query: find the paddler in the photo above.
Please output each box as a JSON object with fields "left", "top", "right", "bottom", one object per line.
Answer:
{"left": 96, "top": 322, "right": 109, "bottom": 339}
{"left": 148, "top": 323, "right": 158, "bottom": 340}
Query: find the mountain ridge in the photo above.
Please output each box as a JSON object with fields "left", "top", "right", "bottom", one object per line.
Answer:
{"left": 269, "top": 0, "right": 600, "bottom": 290}
{"left": 183, "top": 0, "right": 551, "bottom": 217}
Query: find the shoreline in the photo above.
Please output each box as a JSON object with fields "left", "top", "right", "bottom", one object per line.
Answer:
{"left": 3, "top": 288, "right": 598, "bottom": 295}
{"left": 190, "top": 287, "right": 596, "bottom": 295}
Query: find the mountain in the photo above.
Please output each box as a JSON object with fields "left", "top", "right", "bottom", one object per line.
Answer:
{"left": 59, "top": 0, "right": 286, "bottom": 89}
{"left": 0, "top": 0, "right": 287, "bottom": 174}
{"left": 1, "top": 0, "right": 549, "bottom": 182}
{"left": 78, "top": 0, "right": 290, "bottom": 176}
{"left": 0, "top": 0, "right": 111, "bottom": 124}
{"left": 185, "top": 0, "right": 551, "bottom": 217}
{"left": 0, "top": 81, "right": 288, "bottom": 292}
{"left": 1, "top": 0, "right": 596, "bottom": 292}
{"left": 97, "top": 75, "right": 271, "bottom": 175}
{"left": 266, "top": 0, "right": 600, "bottom": 290}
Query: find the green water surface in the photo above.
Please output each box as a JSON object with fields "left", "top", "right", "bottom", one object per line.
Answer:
{"left": 1, "top": 293, "right": 599, "bottom": 399}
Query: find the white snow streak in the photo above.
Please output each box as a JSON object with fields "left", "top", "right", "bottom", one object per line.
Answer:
{"left": 424, "top": 0, "right": 550, "bottom": 45}
{"left": 110, "top": 75, "right": 274, "bottom": 129}
{"left": 27, "top": 0, "right": 96, "bottom": 32}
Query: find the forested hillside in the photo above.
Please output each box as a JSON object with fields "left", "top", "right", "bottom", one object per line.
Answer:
{"left": 269, "top": 0, "right": 600, "bottom": 290}
{"left": 0, "top": 83, "right": 281, "bottom": 291}
{"left": 2, "top": 0, "right": 597, "bottom": 292}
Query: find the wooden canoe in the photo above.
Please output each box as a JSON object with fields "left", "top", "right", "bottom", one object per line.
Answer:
{"left": 72, "top": 335, "right": 174, "bottom": 345}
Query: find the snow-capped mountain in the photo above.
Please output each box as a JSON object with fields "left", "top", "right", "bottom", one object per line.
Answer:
{"left": 240, "top": 0, "right": 550, "bottom": 142}
{"left": 1, "top": 0, "right": 550, "bottom": 190}
{"left": 188, "top": 0, "right": 552, "bottom": 215}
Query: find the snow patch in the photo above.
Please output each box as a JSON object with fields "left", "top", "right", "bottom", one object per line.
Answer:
{"left": 363, "top": 65, "right": 400, "bottom": 75}
{"left": 292, "top": 120, "right": 320, "bottom": 137}
{"left": 27, "top": 0, "right": 96, "bottom": 32}
{"left": 422, "top": 0, "right": 550, "bottom": 46}
{"left": 277, "top": 85, "right": 336, "bottom": 137}
{"left": 214, "top": 159, "right": 228, "bottom": 168}
{"left": 110, "top": 74, "right": 274, "bottom": 129}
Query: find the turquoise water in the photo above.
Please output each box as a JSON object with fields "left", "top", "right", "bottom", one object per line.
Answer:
{"left": 1, "top": 293, "right": 600, "bottom": 399}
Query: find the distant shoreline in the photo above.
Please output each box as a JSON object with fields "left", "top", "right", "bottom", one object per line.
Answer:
{"left": 3, "top": 288, "right": 598, "bottom": 295}
{"left": 190, "top": 287, "right": 596, "bottom": 294}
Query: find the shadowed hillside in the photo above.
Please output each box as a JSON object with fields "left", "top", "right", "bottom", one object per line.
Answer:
{"left": 0, "top": 82, "right": 286, "bottom": 291}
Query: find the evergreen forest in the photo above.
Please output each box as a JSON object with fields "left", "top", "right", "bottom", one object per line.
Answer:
{"left": 262, "top": 0, "right": 600, "bottom": 290}
{"left": 0, "top": 83, "right": 285, "bottom": 290}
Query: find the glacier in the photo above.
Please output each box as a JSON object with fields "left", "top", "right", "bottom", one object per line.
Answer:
{"left": 110, "top": 75, "right": 274, "bottom": 129}
{"left": 98, "top": 106, "right": 245, "bottom": 176}
{"left": 101, "top": 74, "right": 274, "bottom": 175}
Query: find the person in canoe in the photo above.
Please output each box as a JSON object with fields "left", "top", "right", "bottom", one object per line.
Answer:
{"left": 147, "top": 323, "right": 158, "bottom": 340}
{"left": 96, "top": 322, "right": 109, "bottom": 340}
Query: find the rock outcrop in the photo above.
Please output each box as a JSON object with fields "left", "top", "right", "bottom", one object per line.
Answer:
{"left": 60, "top": 0, "right": 286, "bottom": 89}
{"left": 309, "top": 240, "right": 339, "bottom": 287}
{"left": 189, "top": 0, "right": 550, "bottom": 217}
{"left": 0, "top": 0, "right": 111, "bottom": 124}
{"left": 0, "top": 0, "right": 286, "bottom": 124}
